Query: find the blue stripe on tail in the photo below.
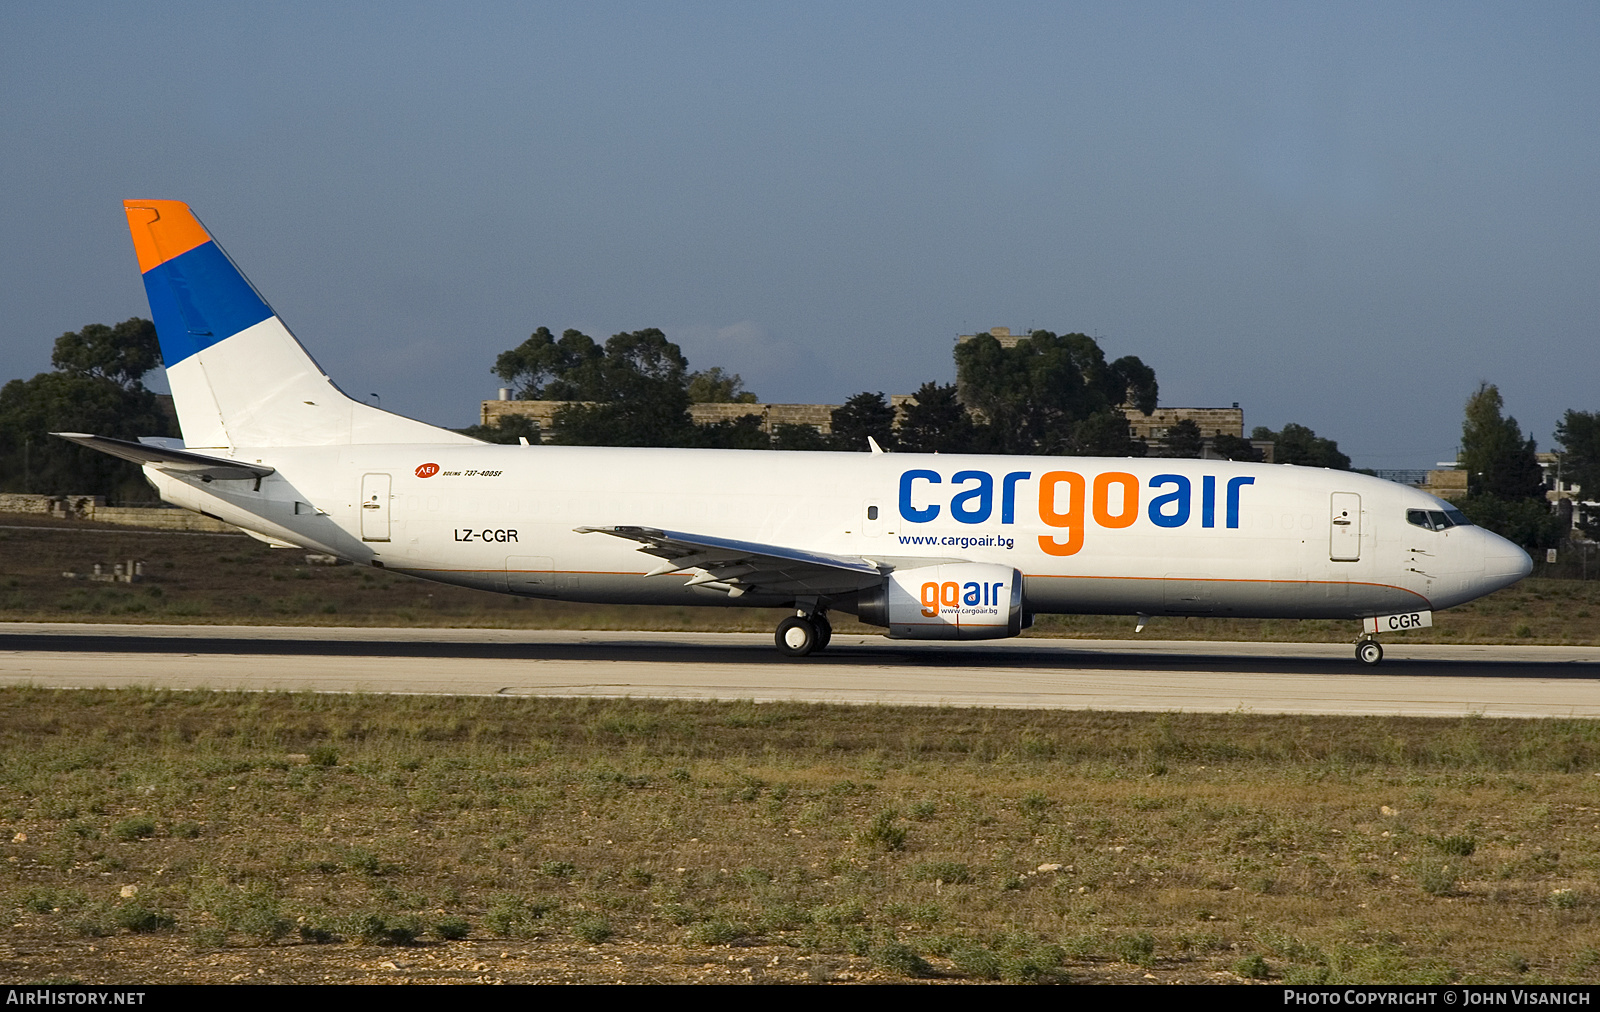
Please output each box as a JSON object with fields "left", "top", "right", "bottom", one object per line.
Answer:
{"left": 141, "top": 240, "right": 272, "bottom": 366}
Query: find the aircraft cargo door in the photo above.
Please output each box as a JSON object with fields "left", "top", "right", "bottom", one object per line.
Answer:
{"left": 1330, "top": 492, "right": 1360, "bottom": 562}
{"left": 360, "top": 473, "right": 391, "bottom": 542}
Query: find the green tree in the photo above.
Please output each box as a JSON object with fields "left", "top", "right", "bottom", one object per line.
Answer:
{"left": 0, "top": 319, "right": 175, "bottom": 499}
{"left": 492, "top": 327, "right": 605, "bottom": 400}
{"left": 1450, "top": 385, "right": 1558, "bottom": 551}
{"left": 491, "top": 327, "right": 773, "bottom": 446}
{"left": 492, "top": 327, "right": 698, "bottom": 446}
{"left": 1110, "top": 355, "right": 1158, "bottom": 415}
{"left": 695, "top": 413, "right": 770, "bottom": 449}
{"left": 1554, "top": 409, "right": 1600, "bottom": 505}
{"left": 1460, "top": 383, "right": 1543, "bottom": 500}
{"left": 49, "top": 318, "right": 162, "bottom": 389}
{"left": 830, "top": 392, "right": 897, "bottom": 451}
{"left": 686, "top": 366, "right": 758, "bottom": 404}
{"left": 1456, "top": 493, "right": 1566, "bottom": 552}
{"left": 1251, "top": 423, "right": 1351, "bottom": 470}
{"left": 895, "top": 382, "right": 979, "bottom": 454}
{"left": 1066, "top": 409, "right": 1146, "bottom": 457}
{"left": 953, "top": 330, "right": 1156, "bottom": 455}
{"left": 1210, "top": 433, "right": 1262, "bottom": 462}
{"left": 772, "top": 423, "right": 830, "bottom": 451}
{"left": 1161, "top": 418, "right": 1204, "bottom": 458}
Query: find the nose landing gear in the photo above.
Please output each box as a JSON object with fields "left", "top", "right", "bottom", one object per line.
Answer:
{"left": 1355, "top": 635, "right": 1383, "bottom": 666}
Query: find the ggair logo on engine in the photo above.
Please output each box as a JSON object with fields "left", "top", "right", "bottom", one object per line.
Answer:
{"left": 415, "top": 463, "right": 440, "bottom": 479}
{"left": 921, "top": 579, "right": 1006, "bottom": 618}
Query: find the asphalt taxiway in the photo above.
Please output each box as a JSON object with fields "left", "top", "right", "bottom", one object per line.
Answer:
{"left": 4, "top": 623, "right": 1600, "bottom": 717}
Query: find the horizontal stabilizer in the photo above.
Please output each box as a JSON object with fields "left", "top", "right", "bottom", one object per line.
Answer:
{"left": 52, "top": 432, "right": 274, "bottom": 481}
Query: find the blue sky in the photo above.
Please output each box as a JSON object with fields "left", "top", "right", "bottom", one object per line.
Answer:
{"left": 3, "top": 2, "right": 1596, "bottom": 467}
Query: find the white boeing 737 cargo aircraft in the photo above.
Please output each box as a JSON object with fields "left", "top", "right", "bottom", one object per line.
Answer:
{"left": 58, "top": 201, "right": 1533, "bottom": 664}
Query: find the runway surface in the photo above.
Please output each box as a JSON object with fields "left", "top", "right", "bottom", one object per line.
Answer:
{"left": 5, "top": 622, "right": 1600, "bottom": 717}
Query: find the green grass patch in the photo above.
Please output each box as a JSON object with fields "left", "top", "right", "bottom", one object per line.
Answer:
{"left": 1, "top": 688, "right": 1599, "bottom": 983}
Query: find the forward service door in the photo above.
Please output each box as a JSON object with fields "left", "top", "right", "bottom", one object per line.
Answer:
{"left": 1330, "top": 492, "right": 1361, "bottom": 562}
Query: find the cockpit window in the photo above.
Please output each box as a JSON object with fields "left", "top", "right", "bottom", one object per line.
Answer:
{"left": 1406, "top": 507, "right": 1472, "bottom": 532}
{"left": 1408, "top": 509, "right": 1450, "bottom": 531}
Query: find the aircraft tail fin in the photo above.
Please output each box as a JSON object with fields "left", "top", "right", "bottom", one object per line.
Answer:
{"left": 124, "top": 200, "right": 477, "bottom": 449}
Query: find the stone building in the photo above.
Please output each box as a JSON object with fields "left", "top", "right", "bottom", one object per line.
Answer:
{"left": 1121, "top": 405, "right": 1242, "bottom": 441}
{"left": 956, "top": 325, "right": 1028, "bottom": 348}
{"left": 481, "top": 397, "right": 840, "bottom": 435}
{"left": 1420, "top": 468, "right": 1469, "bottom": 501}
{"left": 483, "top": 324, "right": 1266, "bottom": 455}
{"left": 1118, "top": 405, "right": 1275, "bottom": 461}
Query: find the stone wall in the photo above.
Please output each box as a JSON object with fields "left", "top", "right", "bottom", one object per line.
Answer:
{"left": 1422, "top": 469, "right": 1469, "bottom": 501}
{"left": 0, "top": 494, "right": 236, "bottom": 533}
{"left": 483, "top": 400, "right": 841, "bottom": 435}
{"left": 956, "top": 326, "right": 1027, "bottom": 348}
{"left": 1121, "top": 406, "right": 1245, "bottom": 440}
{"left": 485, "top": 387, "right": 1274, "bottom": 461}
{"left": 89, "top": 508, "right": 237, "bottom": 532}
{"left": 0, "top": 493, "right": 60, "bottom": 514}
{"left": 485, "top": 398, "right": 1265, "bottom": 451}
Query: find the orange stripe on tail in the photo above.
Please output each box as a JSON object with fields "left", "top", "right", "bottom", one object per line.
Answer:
{"left": 124, "top": 200, "right": 212, "bottom": 273}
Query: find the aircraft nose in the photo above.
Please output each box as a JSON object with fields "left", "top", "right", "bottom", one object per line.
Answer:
{"left": 1482, "top": 530, "right": 1533, "bottom": 588}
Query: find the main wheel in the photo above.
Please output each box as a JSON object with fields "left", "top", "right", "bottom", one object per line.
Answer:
{"left": 776, "top": 616, "right": 819, "bottom": 657}
{"left": 1356, "top": 640, "right": 1383, "bottom": 666}
{"left": 813, "top": 613, "right": 833, "bottom": 651}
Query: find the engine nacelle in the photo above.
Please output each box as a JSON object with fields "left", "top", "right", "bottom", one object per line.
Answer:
{"left": 855, "top": 563, "right": 1026, "bottom": 640}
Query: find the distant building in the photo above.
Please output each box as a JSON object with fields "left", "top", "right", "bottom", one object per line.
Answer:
{"left": 1539, "top": 452, "right": 1594, "bottom": 533}
{"left": 956, "top": 325, "right": 1029, "bottom": 348}
{"left": 482, "top": 397, "right": 840, "bottom": 435}
{"left": 483, "top": 325, "right": 1266, "bottom": 456}
{"left": 1120, "top": 405, "right": 1275, "bottom": 462}
{"left": 1539, "top": 452, "right": 1583, "bottom": 504}
{"left": 1121, "top": 405, "right": 1241, "bottom": 441}
{"left": 1420, "top": 468, "right": 1469, "bottom": 501}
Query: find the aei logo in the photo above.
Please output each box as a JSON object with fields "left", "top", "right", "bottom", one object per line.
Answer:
{"left": 415, "top": 463, "right": 440, "bottom": 479}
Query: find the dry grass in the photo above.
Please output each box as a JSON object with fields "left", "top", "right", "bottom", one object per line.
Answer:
{"left": 2, "top": 690, "right": 1599, "bottom": 984}
{"left": 2, "top": 515, "right": 1597, "bottom": 644}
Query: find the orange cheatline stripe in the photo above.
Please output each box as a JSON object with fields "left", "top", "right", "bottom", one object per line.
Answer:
{"left": 392, "top": 567, "right": 1432, "bottom": 608}
{"left": 124, "top": 200, "right": 213, "bottom": 274}
{"left": 1022, "top": 572, "right": 1432, "bottom": 606}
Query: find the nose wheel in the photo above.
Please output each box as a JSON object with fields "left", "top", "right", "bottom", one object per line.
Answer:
{"left": 1356, "top": 638, "right": 1383, "bottom": 666}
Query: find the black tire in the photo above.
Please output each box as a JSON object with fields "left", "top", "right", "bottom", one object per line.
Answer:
{"left": 814, "top": 614, "right": 833, "bottom": 651}
{"left": 1356, "top": 640, "right": 1383, "bottom": 666}
{"left": 776, "top": 616, "right": 818, "bottom": 657}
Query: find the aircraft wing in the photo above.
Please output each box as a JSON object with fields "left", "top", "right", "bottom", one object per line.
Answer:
{"left": 576, "top": 525, "right": 885, "bottom": 597}
{"left": 52, "top": 432, "right": 275, "bottom": 482}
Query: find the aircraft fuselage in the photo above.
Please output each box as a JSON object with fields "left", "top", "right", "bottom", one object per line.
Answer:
{"left": 144, "top": 443, "right": 1528, "bottom": 622}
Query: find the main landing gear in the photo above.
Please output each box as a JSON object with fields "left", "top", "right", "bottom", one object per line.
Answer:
{"left": 1355, "top": 635, "right": 1383, "bottom": 666}
{"left": 776, "top": 608, "right": 832, "bottom": 658}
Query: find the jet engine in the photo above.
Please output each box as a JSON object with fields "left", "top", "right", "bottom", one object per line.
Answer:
{"left": 854, "top": 563, "right": 1027, "bottom": 640}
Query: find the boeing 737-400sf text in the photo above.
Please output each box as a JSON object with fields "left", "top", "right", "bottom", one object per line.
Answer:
{"left": 58, "top": 201, "right": 1534, "bottom": 664}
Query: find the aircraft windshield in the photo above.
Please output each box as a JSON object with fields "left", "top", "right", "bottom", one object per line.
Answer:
{"left": 1406, "top": 507, "right": 1473, "bottom": 531}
